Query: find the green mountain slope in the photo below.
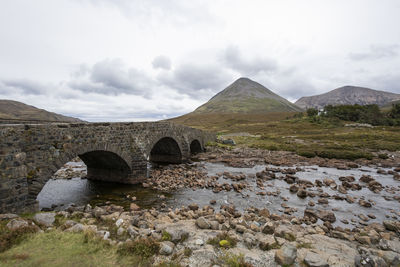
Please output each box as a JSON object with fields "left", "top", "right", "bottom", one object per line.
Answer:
{"left": 193, "top": 77, "right": 303, "bottom": 114}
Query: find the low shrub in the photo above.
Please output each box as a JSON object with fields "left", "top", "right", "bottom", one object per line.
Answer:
{"left": 117, "top": 237, "right": 159, "bottom": 258}
{"left": 0, "top": 224, "right": 39, "bottom": 253}
{"left": 207, "top": 232, "right": 237, "bottom": 249}
{"left": 218, "top": 253, "right": 253, "bottom": 267}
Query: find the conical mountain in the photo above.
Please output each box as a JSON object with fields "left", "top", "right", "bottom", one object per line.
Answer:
{"left": 193, "top": 77, "right": 302, "bottom": 113}
{"left": 295, "top": 86, "right": 400, "bottom": 109}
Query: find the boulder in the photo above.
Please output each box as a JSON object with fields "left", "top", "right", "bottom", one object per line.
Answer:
{"left": 275, "top": 243, "right": 297, "bottom": 265}
{"left": 33, "top": 212, "right": 55, "bottom": 227}
{"left": 297, "top": 189, "right": 307, "bottom": 198}
{"left": 196, "top": 217, "right": 211, "bottom": 229}
{"left": 159, "top": 241, "right": 174, "bottom": 255}
{"left": 383, "top": 220, "right": 400, "bottom": 232}
{"left": 6, "top": 219, "right": 29, "bottom": 230}
{"left": 304, "top": 251, "right": 329, "bottom": 267}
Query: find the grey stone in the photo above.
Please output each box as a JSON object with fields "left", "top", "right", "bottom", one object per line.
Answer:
{"left": 6, "top": 218, "right": 29, "bottom": 230}
{"left": 275, "top": 243, "right": 297, "bottom": 265}
{"left": 33, "top": 212, "right": 55, "bottom": 227}
{"left": 65, "top": 223, "right": 84, "bottom": 233}
{"left": 159, "top": 241, "right": 174, "bottom": 255}
{"left": 304, "top": 251, "right": 329, "bottom": 267}
{"left": 196, "top": 217, "right": 211, "bottom": 229}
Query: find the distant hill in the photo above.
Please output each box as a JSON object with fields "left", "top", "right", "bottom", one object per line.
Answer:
{"left": 0, "top": 99, "right": 83, "bottom": 123}
{"left": 193, "top": 77, "right": 303, "bottom": 114}
{"left": 295, "top": 86, "right": 400, "bottom": 109}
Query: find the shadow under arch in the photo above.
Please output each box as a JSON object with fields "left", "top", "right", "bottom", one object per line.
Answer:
{"left": 190, "top": 139, "right": 203, "bottom": 154}
{"left": 78, "top": 150, "right": 132, "bottom": 183}
{"left": 150, "top": 137, "right": 182, "bottom": 164}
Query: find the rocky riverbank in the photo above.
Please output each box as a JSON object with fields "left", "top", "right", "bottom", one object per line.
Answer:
{"left": 1, "top": 201, "right": 399, "bottom": 266}
{"left": 13, "top": 146, "right": 400, "bottom": 266}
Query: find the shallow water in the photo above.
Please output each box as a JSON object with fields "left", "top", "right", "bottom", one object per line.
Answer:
{"left": 37, "top": 162, "right": 400, "bottom": 228}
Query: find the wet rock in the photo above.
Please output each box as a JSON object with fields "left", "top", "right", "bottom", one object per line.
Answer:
{"left": 275, "top": 243, "right": 297, "bottom": 265}
{"left": 196, "top": 217, "right": 211, "bottom": 229}
{"left": 289, "top": 184, "right": 299, "bottom": 193}
{"left": 130, "top": 203, "right": 140, "bottom": 211}
{"left": 359, "top": 199, "right": 372, "bottom": 208}
{"left": 318, "top": 210, "right": 336, "bottom": 223}
{"left": 317, "top": 198, "right": 329, "bottom": 205}
{"left": 33, "top": 212, "right": 55, "bottom": 227}
{"left": 188, "top": 204, "right": 199, "bottom": 211}
{"left": 304, "top": 251, "right": 329, "bottom": 267}
{"left": 323, "top": 178, "right": 335, "bottom": 186}
{"left": 360, "top": 175, "right": 374, "bottom": 183}
{"left": 297, "top": 188, "right": 307, "bottom": 198}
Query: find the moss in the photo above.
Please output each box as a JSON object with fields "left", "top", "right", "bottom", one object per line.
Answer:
{"left": 283, "top": 233, "right": 296, "bottom": 242}
{"left": 207, "top": 232, "right": 237, "bottom": 249}
{"left": 183, "top": 247, "right": 192, "bottom": 257}
{"left": 219, "top": 239, "right": 231, "bottom": 248}
{"left": 161, "top": 230, "right": 172, "bottom": 241}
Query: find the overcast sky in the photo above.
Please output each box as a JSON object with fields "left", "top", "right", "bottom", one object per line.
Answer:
{"left": 1, "top": 0, "right": 399, "bottom": 121}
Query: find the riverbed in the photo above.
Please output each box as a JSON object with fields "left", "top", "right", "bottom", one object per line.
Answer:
{"left": 37, "top": 160, "right": 400, "bottom": 229}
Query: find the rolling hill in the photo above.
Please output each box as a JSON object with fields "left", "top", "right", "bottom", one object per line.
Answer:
{"left": 295, "top": 86, "right": 400, "bottom": 109}
{"left": 0, "top": 99, "right": 83, "bottom": 122}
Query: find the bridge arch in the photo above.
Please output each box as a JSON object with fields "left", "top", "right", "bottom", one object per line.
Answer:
{"left": 26, "top": 143, "right": 133, "bottom": 209}
{"left": 190, "top": 139, "right": 203, "bottom": 154}
{"left": 149, "top": 136, "right": 182, "bottom": 164}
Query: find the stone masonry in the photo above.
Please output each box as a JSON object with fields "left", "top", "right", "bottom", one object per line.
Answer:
{"left": 0, "top": 121, "right": 215, "bottom": 213}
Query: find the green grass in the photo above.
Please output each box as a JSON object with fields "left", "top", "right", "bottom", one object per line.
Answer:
{"left": 171, "top": 112, "right": 400, "bottom": 160}
{"left": 0, "top": 230, "right": 139, "bottom": 267}
{"left": 0, "top": 220, "right": 39, "bottom": 253}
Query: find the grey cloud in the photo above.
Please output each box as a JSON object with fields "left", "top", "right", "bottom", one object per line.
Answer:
{"left": 152, "top": 55, "right": 171, "bottom": 70}
{"left": 222, "top": 46, "right": 278, "bottom": 75}
{"left": 0, "top": 79, "right": 46, "bottom": 95}
{"left": 349, "top": 44, "right": 399, "bottom": 61}
{"left": 68, "top": 59, "right": 153, "bottom": 97}
{"left": 158, "top": 63, "right": 233, "bottom": 98}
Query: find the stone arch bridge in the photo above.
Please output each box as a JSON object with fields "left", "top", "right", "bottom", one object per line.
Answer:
{"left": 0, "top": 122, "right": 215, "bottom": 213}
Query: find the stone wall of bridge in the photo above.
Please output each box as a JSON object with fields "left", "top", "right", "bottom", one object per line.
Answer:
{"left": 0, "top": 122, "right": 215, "bottom": 213}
